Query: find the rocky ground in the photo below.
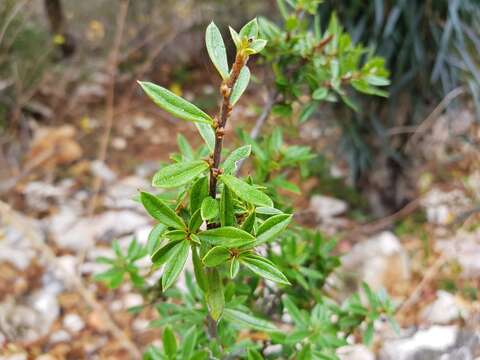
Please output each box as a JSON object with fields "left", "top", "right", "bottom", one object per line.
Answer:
{"left": 1, "top": 74, "right": 480, "bottom": 359}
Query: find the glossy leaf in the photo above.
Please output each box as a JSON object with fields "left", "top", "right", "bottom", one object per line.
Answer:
{"left": 230, "top": 66, "right": 250, "bottom": 105}
{"left": 230, "top": 258, "right": 240, "bottom": 279}
{"left": 152, "top": 160, "right": 209, "bottom": 188}
{"left": 162, "top": 240, "right": 189, "bottom": 290}
{"left": 192, "top": 245, "right": 207, "bottom": 292}
{"left": 241, "top": 211, "right": 256, "bottom": 233}
{"left": 187, "top": 210, "right": 201, "bottom": 235}
{"left": 220, "top": 174, "right": 273, "bottom": 207}
{"left": 140, "top": 192, "right": 185, "bottom": 230}
{"left": 223, "top": 308, "right": 278, "bottom": 332}
{"left": 220, "top": 185, "right": 235, "bottom": 226}
{"left": 205, "top": 22, "right": 229, "bottom": 79}
{"left": 206, "top": 268, "right": 224, "bottom": 320}
{"left": 229, "top": 26, "right": 241, "bottom": 47}
{"left": 198, "top": 226, "right": 255, "bottom": 248}
{"left": 190, "top": 176, "right": 209, "bottom": 215}
{"left": 151, "top": 239, "right": 183, "bottom": 266}
{"left": 222, "top": 145, "right": 251, "bottom": 174}
{"left": 195, "top": 122, "right": 215, "bottom": 153}
{"left": 254, "top": 214, "right": 292, "bottom": 246}
{"left": 200, "top": 196, "right": 219, "bottom": 221}
{"left": 240, "top": 253, "right": 290, "bottom": 285}
{"left": 202, "top": 246, "right": 230, "bottom": 267}
{"left": 138, "top": 81, "right": 212, "bottom": 124}
{"left": 147, "top": 223, "right": 166, "bottom": 255}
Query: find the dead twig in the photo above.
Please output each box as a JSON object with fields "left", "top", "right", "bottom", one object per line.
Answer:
{"left": 405, "top": 86, "right": 466, "bottom": 151}
{"left": 87, "top": 0, "right": 130, "bottom": 215}
{"left": 395, "top": 255, "right": 447, "bottom": 317}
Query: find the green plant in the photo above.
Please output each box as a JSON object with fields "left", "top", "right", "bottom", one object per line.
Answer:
{"left": 96, "top": 18, "right": 396, "bottom": 359}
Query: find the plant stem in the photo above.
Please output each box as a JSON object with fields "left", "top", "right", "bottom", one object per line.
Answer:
{"left": 208, "top": 52, "right": 248, "bottom": 198}
{"left": 205, "top": 51, "right": 248, "bottom": 341}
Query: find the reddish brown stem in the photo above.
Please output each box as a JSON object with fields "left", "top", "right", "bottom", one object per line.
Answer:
{"left": 208, "top": 52, "right": 248, "bottom": 198}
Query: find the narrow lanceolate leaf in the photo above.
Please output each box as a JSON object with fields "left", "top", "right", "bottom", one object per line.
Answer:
{"left": 282, "top": 295, "right": 308, "bottom": 327}
{"left": 188, "top": 209, "right": 203, "bottom": 233}
{"left": 206, "top": 268, "right": 224, "bottom": 321}
{"left": 164, "top": 229, "right": 187, "bottom": 240}
{"left": 190, "top": 176, "right": 209, "bottom": 214}
{"left": 223, "top": 308, "right": 278, "bottom": 332}
{"left": 195, "top": 122, "right": 215, "bottom": 153}
{"left": 254, "top": 214, "right": 292, "bottom": 246}
{"left": 198, "top": 227, "right": 255, "bottom": 248}
{"left": 192, "top": 245, "right": 207, "bottom": 292}
{"left": 147, "top": 223, "right": 167, "bottom": 255}
{"left": 230, "top": 258, "right": 240, "bottom": 279}
{"left": 230, "top": 66, "right": 250, "bottom": 105}
{"left": 220, "top": 185, "right": 235, "bottom": 226}
{"left": 220, "top": 174, "right": 273, "bottom": 208}
{"left": 241, "top": 211, "right": 256, "bottom": 233}
{"left": 151, "top": 239, "right": 183, "bottom": 266}
{"left": 162, "top": 240, "right": 189, "bottom": 290}
{"left": 205, "top": 22, "right": 229, "bottom": 80}
{"left": 152, "top": 160, "right": 209, "bottom": 188}
{"left": 202, "top": 246, "right": 230, "bottom": 267}
{"left": 222, "top": 145, "right": 251, "bottom": 174}
{"left": 240, "top": 253, "right": 290, "bottom": 285}
{"left": 200, "top": 196, "right": 219, "bottom": 221}
{"left": 140, "top": 192, "right": 185, "bottom": 230}
{"left": 181, "top": 326, "right": 198, "bottom": 360}
{"left": 138, "top": 81, "right": 212, "bottom": 124}
{"left": 162, "top": 326, "right": 177, "bottom": 358}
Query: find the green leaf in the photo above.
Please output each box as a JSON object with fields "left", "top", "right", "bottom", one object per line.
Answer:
{"left": 230, "top": 66, "right": 250, "bottom": 105}
{"left": 163, "top": 326, "right": 177, "bottom": 358}
{"left": 164, "top": 229, "right": 187, "bottom": 240}
{"left": 220, "top": 174, "right": 273, "bottom": 207}
{"left": 282, "top": 295, "right": 307, "bottom": 327}
{"left": 230, "top": 258, "right": 240, "bottom": 278}
{"left": 365, "top": 75, "right": 390, "bottom": 86}
{"left": 241, "top": 211, "right": 256, "bottom": 233}
{"left": 223, "top": 308, "right": 278, "bottom": 332}
{"left": 220, "top": 184, "right": 235, "bottom": 226}
{"left": 229, "top": 26, "right": 241, "bottom": 47}
{"left": 94, "top": 268, "right": 124, "bottom": 289}
{"left": 141, "top": 192, "right": 185, "bottom": 230}
{"left": 254, "top": 214, "right": 292, "bottom": 246}
{"left": 240, "top": 253, "right": 290, "bottom": 285}
{"left": 206, "top": 268, "right": 224, "bottom": 321}
{"left": 192, "top": 245, "right": 207, "bottom": 292}
{"left": 200, "top": 196, "right": 219, "bottom": 221}
{"left": 138, "top": 81, "right": 212, "bottom": 124}
{"left": 151, "top": 239, "right": 183, "bottom": 266}
{"left": 177, "top": 134, "right": 194, "bottom": 161}
{"left": 222, "top": 145, "right": 251, "bottom": 174}
{"left": 147, "top": 223, "right": 167, "bottom": 255}
{"left": 248, "top": 39, "right": 267, "bottom": 53}
{"left": 152, "top": 160, "right": 209, "bottom": 188}
{"left": 247, "top": 348, "right": 264, "bottom": 360}
{"left": 205, "top": 22, "right": 229, "bottom": 80}
{"left": 255, "top": 207, "right": 283, "bottom": 215}
{"left": 312, "top": 87, "right": 328, "bottom": 100}
{"left": 162, "top": 240, "right": 190, "bottom": 290}
{"left": 363, "top": 322, "right": 374, "bottom": 346}
{"left": 181, "top": 326, "right": 198, "bottom": 360}
{"left": 240, "top": 18, "right": 259, "bottom": 39}
{"left": 195, "top": 122, "right": 215, "bottom": 153}
{"left": 202, "top": 246, "right": 230, "bottom": 267}
{"left": 190, "top": 176, "right": 209, "bottom": 215}
{"left": 188, "top": 209, "right": 203, "bottom": 233}
{"left": 198, "top": 226, "right": 255, "bottom": 248}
